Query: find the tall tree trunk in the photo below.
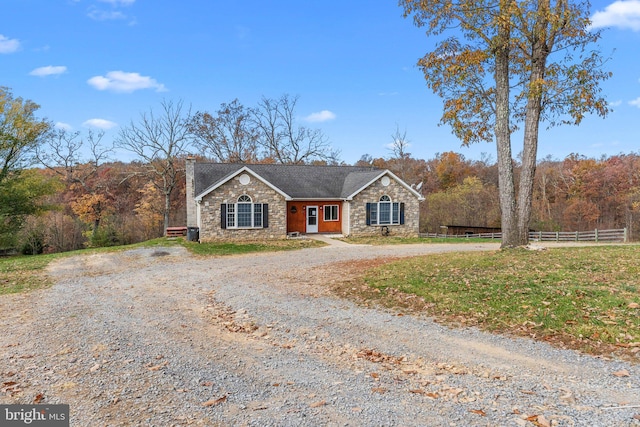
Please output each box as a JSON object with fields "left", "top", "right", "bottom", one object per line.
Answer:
{"left": 163, "top": 192, "right": 171, "bottom": 236}
{"left": 518, "top": 93, "right": 542, "bottom": 245}
{"left": 517, "top": 0, "right": 550, "bottom": 246}
{"left": 494, "top": 2, "right": 518, "bottom": 248}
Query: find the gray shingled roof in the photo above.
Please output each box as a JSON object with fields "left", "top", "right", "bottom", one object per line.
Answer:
{"left": 194, "top": 163, "right": 386, "bottom": 200}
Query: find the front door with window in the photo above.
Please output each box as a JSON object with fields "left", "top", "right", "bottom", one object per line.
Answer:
{"left": 306, "top": 206, "right": 318, "bottom": 233}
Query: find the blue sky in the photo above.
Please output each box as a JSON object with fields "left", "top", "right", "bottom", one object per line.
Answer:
{"left": 2, "top": 0, "right": 640, "bottom": 164}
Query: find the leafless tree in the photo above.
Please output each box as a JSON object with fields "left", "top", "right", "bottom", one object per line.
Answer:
{"left": 388, "top": 125, "right": 411, "bottom": 181}
{"left": 189, "top": 99, "right": 259, "bottom": 163}
{"left": 116, "top": 99, "right": 192, "bottom": 233}
{"left": 36, "top": 128, "right": 111, "bottom": 191}
{"left": 253, "top": 94, "right": 338, "bottom": 164}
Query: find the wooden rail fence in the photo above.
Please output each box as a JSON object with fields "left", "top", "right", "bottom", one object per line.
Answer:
{"left": 421, "top": 228, "right": 628, "bottom": 243}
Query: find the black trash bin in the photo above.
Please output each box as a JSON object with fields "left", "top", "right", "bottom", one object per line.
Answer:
{"left": 187, "top": 227, "right": 199, "bottom": 242}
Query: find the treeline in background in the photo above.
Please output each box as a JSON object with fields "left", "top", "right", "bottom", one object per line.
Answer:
{"left": 3, "top": 87, "right": 640, "bottom": 255}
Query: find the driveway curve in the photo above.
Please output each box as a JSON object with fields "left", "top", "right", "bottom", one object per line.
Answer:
{"left": 1, "top": 242, "right": 638, "bottom": 426}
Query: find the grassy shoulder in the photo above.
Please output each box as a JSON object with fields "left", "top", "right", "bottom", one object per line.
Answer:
{"left": 0, "top": 252, "right": 62, "bottom": 295}
{"left": 340, "top": 236, "right": 500, "bottom": 245}
{"left": 0, "top": 237, "right": 324, "bottom": 295}
{"left": 180, "top": 237, "right": 324, "bottom": 256}
{"left": 345, "top": 245, "right": 640, "bottom": 360}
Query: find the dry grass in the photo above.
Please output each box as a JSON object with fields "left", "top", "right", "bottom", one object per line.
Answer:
{"left": 331, "top": 245, "right": 640, "bottom": 361}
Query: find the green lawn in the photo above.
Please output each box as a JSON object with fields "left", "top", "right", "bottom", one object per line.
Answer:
{"left": 339, "top": 236, "right": 499, "bottom": 245}
{"left": 0, "top": 237, "right": 324, "bottom": 295}
{"left": 356, "top": 245, "right": 640, "bottom": 359}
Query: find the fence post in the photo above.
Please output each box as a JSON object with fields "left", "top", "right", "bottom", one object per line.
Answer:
{"left": 556, "top": 231, "right": 559, "bottom": 242}
{"left": 595, "top": 228, "right": 598, "bottom": 243}
{"left": 624, "top": 227, "right": 628, "bottom": 243}
{"left": 575, "top": 231, "right": 579, "bottom": 241}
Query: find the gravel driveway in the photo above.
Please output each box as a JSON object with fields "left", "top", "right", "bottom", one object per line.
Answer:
{"left": 1, "top": 241, "right": 639, "bottom": 426}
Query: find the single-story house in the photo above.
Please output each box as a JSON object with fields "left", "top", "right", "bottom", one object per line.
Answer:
{"left": 185, "top": 159, "right": 425, "bottom": 241}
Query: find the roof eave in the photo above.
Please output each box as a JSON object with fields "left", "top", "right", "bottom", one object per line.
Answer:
{"left": 195, "top": 166, "right": 292, "bottom": 201}
{"left": 346, "top": 170, "right": 425, "bottom": 201}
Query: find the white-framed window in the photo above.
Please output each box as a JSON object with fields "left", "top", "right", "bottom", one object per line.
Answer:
{"left": 222, "top": 195, "right": 268, "bottom": 229}
{"left": 324, "top": 205, "right": 339, "bottom": 221}
{"left": 367, "top": 195, "right": 404, "bottom": 226}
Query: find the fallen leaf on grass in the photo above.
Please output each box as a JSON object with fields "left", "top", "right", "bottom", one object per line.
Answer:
{"left": 612, "top": 370, "right": 630, "bottom": 377}
{"left": 309, "top": 400, "right": 326, "bottom": 408}
{"left": 33, "top": 393, "right": 44, "bottom": 404}
{"left": 372, "top": 387, "right": 387, "bottom": 394}
{"left": 470, "top": 409, "right": 486, "bottom": 416}
{"left": 202, "top": 395, "right": 227, "bottom": 407}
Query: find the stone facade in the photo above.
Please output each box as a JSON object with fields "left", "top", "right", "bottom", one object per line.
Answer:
{"left": 188, "top": 163, "right": 424, "bottom": 241}
{"left": 198, "top": 173, "right": 287, "bottom": 241}
{"left": 185, "top": 158, "right": 197, "bottom": 227}
{"left": 348, "top": 177, "right": 420, "bottom": 237}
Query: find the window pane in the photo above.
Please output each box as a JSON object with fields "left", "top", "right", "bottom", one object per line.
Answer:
{"left": 324, "top": 205, "right": 338, "bottom": 221}
{"left": 379, "top": 202, "right": 391, "bottom": 224}
{"left": 238, "top": 203, "right": 252, "bottom": 227}
{"left": 254, "top": 204, "right": 262, "bottom": 228}
{"left": 392, "top": 202, "right": 399, "bottom": 224}
{"left": 227, "top": 204, "right": 235, "bottom": 227}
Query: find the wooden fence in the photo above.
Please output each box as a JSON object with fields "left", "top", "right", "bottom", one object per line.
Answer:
{"left": 421, "top": 228, "right": 628, "bottom": 243}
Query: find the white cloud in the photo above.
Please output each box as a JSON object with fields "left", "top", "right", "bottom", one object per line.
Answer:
{"left": 0, "top": 34, "right": 20, "bottom": 53}
{"left": 608, "top": 100, "right": 623, "bottom": 107}
{"left": 87, "top": 71, "right": 167, "bottom": 93}
{"left": 304, "top": 110, "right": 336, "bottom": 123}
{"left": 629, "top": 97, "right": 640, "bottom": 107}
{"left": 83, "top": 118, "right": 118, "bottom": 130}
{"left": 55, "top": 122, "right": 74, "bottom": 131}
{"left": 29, "top": 65, "right": 68, "bottom": 77}
{"left": 98, "top": 0, "right": 135, "bottom": 4}
{"left": 386, "top": 141, "right": 412, "bottom": 150}
{"left": 590, "top": 0, "right": 640, "bottom": 31}
{"left": 88, "top": 8, "right": 126, "bottom": 21}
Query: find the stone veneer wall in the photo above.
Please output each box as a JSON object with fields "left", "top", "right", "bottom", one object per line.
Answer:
{"left": 349, "top": 177, "right": 420, "bottom": 237}
{"left": 185, "top": 158, "right": 197, "bottom": 227}
{"left": 198, "top": 174, "right": 287, "bottom": 241}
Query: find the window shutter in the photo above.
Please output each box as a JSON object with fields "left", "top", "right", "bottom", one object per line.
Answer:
{"left": 400, "top": 203, "right": 405, "bottom": 225}
{"left": 366, "top": 203, "right": 371, "bottom": 226}
{"left": 221, "top": 204, "right": 227, "bottom": 229}
{"left": 262, "top": 204, "right": 269, "bottom": 228}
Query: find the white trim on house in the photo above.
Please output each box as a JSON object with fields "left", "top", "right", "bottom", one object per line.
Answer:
{"left": 341, "top": 200, "right": 351, "bottom": 236}
{"left": 345, "top": 170, "right": 425, "bottom": 201}
{"left": 195, "top": 166, "right": 292, "bottom": 202}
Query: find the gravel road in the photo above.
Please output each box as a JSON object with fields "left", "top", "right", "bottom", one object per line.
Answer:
{"left": 1, "top": 241, "right": 639, "bottom": 426}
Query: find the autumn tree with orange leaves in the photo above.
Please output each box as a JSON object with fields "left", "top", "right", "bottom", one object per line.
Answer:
{"left": 400, "top": 0, "right": 611, "bottom": 247}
